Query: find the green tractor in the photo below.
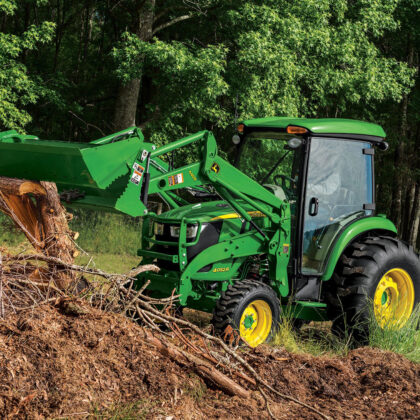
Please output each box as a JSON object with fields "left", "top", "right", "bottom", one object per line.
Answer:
{"left": 0, "top": 117, "right": 418, "bottom": 346}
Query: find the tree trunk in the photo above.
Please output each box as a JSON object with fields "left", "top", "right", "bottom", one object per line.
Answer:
{"left": 113, "top": 78, "right": 142, "bottom": 131}
{"left": 142, "top": 328, "right": 250, "bottom": 398}
{"left": 402, "top": 183, "right": 416, "bottom": 240}
{"left": 0, "top": 177, "right": 77, "bottom": 289}
{"left": 391, "top": 40, "right": 414, "bottom": 232}
{"left": 409, "top": 183, "right": 419, "bottom": 249}
{"left": 112, "top": 0, "right": 155, "bottom": 131}
{"left": 39, "top": 181, "right": 79, "bottom": 263}
{"left": 391, "top": 150, "right": 404, "bottom": 232}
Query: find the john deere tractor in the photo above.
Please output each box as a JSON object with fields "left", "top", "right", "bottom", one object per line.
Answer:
{"left": 0, "top": 117, "right": 418, "bottom": 346}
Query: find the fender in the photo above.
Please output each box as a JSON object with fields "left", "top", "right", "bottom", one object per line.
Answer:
{"left": 321, "top": 216, "right": 397, "bottom": 281}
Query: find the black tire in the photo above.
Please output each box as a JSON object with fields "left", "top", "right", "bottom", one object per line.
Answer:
{"left": 212, "top": 279, "right": 280, "bottom": 347}
{"left": 326, "top": 235, "right": 420, "bottom": 344}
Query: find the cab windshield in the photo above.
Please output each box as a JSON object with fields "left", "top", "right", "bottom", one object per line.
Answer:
{"left": 236, "top": 131, "right": 303, "bottom": 199}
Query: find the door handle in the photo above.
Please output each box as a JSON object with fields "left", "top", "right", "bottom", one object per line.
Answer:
{"left": 309, "top": 197, "right": 319, "bottom": 216}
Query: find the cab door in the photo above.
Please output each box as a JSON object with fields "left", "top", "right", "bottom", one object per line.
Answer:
{"left": 302, "top": 137, "right": 374, "bottom": 275}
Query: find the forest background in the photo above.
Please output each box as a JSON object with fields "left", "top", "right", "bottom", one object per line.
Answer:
{"left": 1, "top": 0, "right": 419, "bottom": 248}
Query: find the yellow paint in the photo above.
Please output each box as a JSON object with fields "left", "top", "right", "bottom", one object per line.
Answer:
{"left": 373, "top": 268, "right": 415, "bottom": 329}
{"left": 239, "top": 300, "right": 272, "bottom": 348}
{"left": 189, "top": 170, "right": 197, "bottom": 181}
{"left": 211, "top": 210, "right": 267, "bottom": 221}
{"left": 213, "top": 267, "right": 230, "bottom": 272}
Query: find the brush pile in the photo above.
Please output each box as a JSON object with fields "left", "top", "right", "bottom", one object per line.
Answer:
{"left": 0, "top": 178, "right": 419, "bottom": 419}
{"left": 1, "top": 252, "right": 419, "bottom": 419}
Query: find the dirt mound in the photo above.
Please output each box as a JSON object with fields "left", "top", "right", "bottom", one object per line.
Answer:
{"left": 0, "top": 304, "right": 418, "bottom": 419}
{"left": 252, "top": 346, "right": 419, "bottom": 419}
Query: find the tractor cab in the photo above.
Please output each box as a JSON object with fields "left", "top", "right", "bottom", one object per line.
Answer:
{"left": 234, "top": 118, "right": 386, "bottom": 280}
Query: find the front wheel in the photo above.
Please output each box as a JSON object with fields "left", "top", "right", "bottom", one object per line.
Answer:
{"left": 327, "top": 235, "right": 419, "bottom": 343}
{"left": 212, "top": 279, "right": 280, "bottom": 347}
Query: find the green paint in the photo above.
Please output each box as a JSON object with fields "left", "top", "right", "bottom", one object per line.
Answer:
{"left": 321, "top": 217, "right": 397, "bottom": 281}
{"left": 243, "top": 117, "right": 386, "bottom": 138}
{"left": 0, "top": 118, "right": 399, "bottom": 324}
{"left": 243, "top": 314, "right": 255, "bottom": 329}
{"left": 284, "top": 301, "right": 328, "bottom": 322}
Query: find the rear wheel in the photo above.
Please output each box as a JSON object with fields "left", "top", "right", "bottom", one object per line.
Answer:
{"left": 212, "top": 279, "right": 280, "bottom": 347}
{"left": 327, "top": 235, "right": 419, "bottom": 343}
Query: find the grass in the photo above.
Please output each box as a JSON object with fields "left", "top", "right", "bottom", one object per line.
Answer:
{"left": 89, "top": 398, "right": 163, "bottom": 420}
{"left": 271, "top": 312, "right": 350, "bottom": 358}
{"left": 68, "top": 209, "right": 142, "bottom": 256}
{"left": 271, "top": 303, "right": 420, "bottom": 363}
{"left": 367, "top": 304, "right": 420, "bottom": 363}
{"left": 69, "top": 210, "right": 142, "bottom": 272}
{"left": 75, "top": 252, "right": 140, "bottom": 274}
{"left": 0, "top": 210, "right": 142, "bottom": 273}
{"left": 0, "top": 212, "right": 25, "bottom": 247}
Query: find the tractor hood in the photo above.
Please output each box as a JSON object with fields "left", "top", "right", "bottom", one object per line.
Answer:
{"left": 159, "top": 200, "right": 272, "bottom": 223}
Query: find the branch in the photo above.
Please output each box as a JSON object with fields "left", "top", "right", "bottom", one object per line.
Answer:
{"left": 135, "top": 297, "right": 332, "bottom": 419}
{"left": 152, "top": 14, "right": 193, "bottom": 36}
{"left": 142, "top": 328, "right": 250, "bottom": 398}
{"left": 68, "top": 111, "right": 106, "bottom": 137}
{"left": 4, "top": 253, "right": 159, "bottom": 281}
{"left": 154, "top": 4, "right": 195, "bottom": 23}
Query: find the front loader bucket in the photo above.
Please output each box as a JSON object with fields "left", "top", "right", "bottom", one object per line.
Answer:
{"left": 0, "top": 128, "right": 149, "bottom": 217}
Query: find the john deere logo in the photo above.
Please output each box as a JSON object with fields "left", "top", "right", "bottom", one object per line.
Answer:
{"left": 211, "top": 163, "right": 220, "bottom": 173}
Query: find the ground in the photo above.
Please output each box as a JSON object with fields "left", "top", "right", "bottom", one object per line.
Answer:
{"left": 0, "top": 303, "right": 418, "bottom": 419}
{"left": 0, "top": 219, "right": 418, "bottom": 419}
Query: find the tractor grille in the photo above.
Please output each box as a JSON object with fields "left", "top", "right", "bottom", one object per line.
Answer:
{"left": 155, "top": 224, "right": 178, "bottom": 270}
{"left": 154, "top": 221, "right": 222, "bottom": 271}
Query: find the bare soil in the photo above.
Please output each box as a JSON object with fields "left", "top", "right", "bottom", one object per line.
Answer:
{"left": 0, "top": 304, "right": 418, "bottom": 419}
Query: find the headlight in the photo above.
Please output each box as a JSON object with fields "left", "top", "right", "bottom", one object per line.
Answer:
{"left": 170, "top": 224, "right": 203, "bottom": 239}
{"left": 154, "top": 222, "right": 164, "bottom": 236}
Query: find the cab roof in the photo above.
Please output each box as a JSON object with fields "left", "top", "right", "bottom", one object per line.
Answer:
{"left": 242, "top": 117, "right": 386, "bottom": 139}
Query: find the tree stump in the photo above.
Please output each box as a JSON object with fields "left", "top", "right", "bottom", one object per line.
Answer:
{"left": 0, "top": 177, "right": 77, "bottom": 289}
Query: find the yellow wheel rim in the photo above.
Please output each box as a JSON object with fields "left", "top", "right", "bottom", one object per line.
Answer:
{"left": 373, "top": 268, "right": 415, "bottom": 329}
{"left": 239, "top": 300, "right": 272, "bottom": 347}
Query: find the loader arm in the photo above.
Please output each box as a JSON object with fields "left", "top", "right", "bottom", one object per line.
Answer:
{"left": 136, "top": 130, "right": 284, "bottom": 227}
{"left": 0, "top": 128, "right": 284, "bottom": 227}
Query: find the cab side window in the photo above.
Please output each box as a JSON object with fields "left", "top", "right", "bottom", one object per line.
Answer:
{"left": 302, "top": 138, "right": 373, "bottom": 275}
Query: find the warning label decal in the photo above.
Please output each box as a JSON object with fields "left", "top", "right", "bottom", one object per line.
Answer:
{"left": 130, "top": 163, "right": 144, "bottom": 185}
{"left": 168, "top": 173, "right": 184, "bottom": 186}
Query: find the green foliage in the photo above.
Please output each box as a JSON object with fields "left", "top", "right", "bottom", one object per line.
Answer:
{"left": 113, "top": 35, "right": 229, "bottom": 143}
{"left": 0, "top": 0, "right": 419, "bottom": 245}
{"left": 0, "top": 0, "right": 54, "bottom": 130}
{"left": 224, "top": 0, "right": 413, "bottom": 121}
{"left": 0, "top": 0, "right": 17, "bottom": 15}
